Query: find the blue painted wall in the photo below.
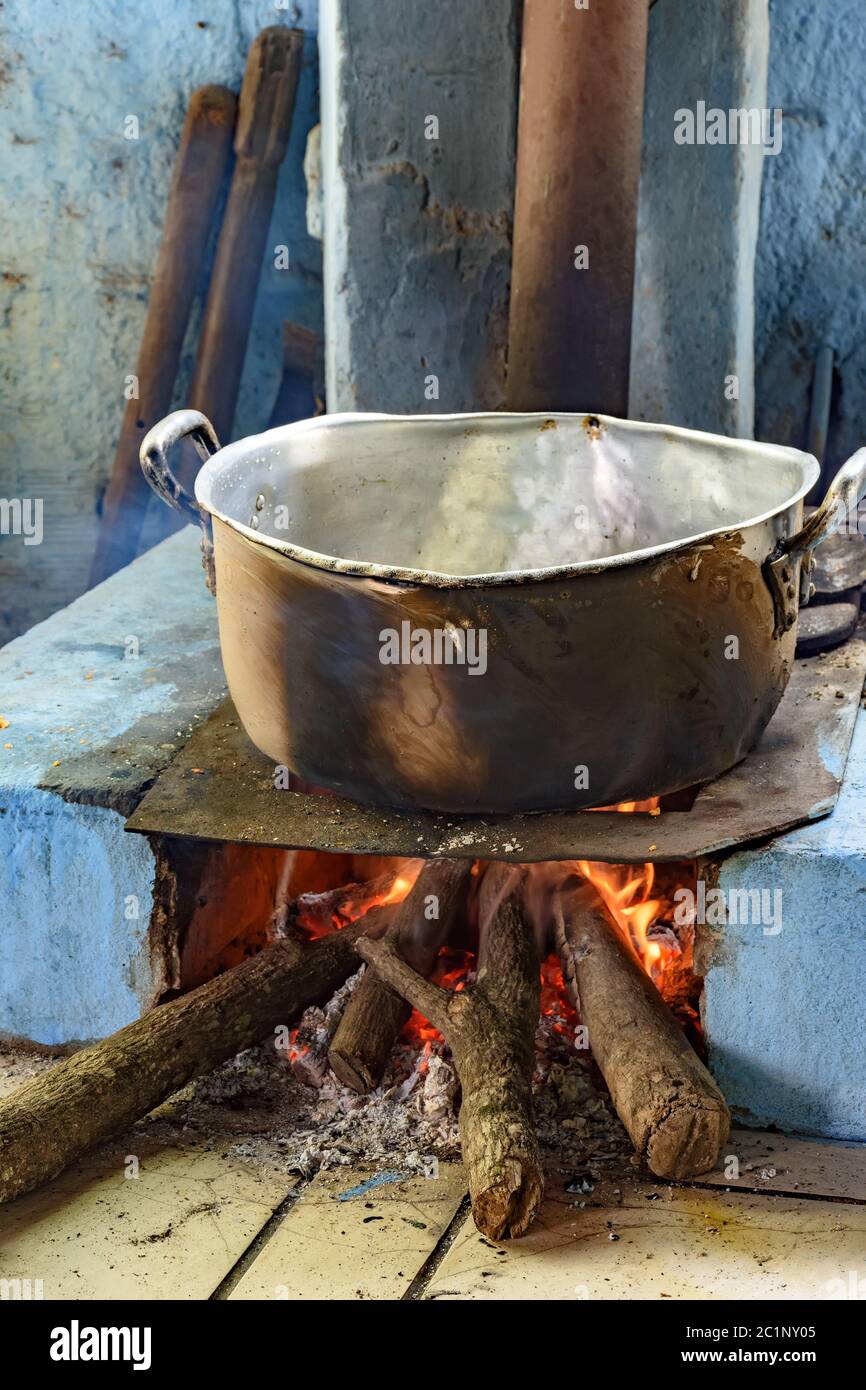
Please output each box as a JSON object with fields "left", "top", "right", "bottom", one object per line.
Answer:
{"left": 755, "top": 0, "right": 866, "bottom": 470}
{"left": 0, "top": 0, "right": 321, "bottom": 644}
{"left": 2, "top": 0, "right": 865, "bottom": 646}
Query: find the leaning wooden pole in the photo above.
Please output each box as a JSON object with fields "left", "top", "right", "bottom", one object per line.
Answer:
{"left": 328, "top": 859, "right": 471, "bottom": 1093}
{"left": 0, "top": 925, "right": 367, "bottom": 1205}
{"left": 358, "top": 864, "right": 543, "bottom": 1239}
{"left": 554, "top": 884, "right": 730, "bottom": 1179}
{"left": 89, "top": 85, "right": 237, "bottom": 585}
{"left": 188, "top": 27, "right": 304, "bottom": 443}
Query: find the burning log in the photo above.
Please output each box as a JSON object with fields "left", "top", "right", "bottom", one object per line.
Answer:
{"left": 0, "top": 924, "right": 372, "bottom": 1206}
{"left": 328, "top": 859, "right": 472, "bottom": 1093}
{"left": 287, "top": 985, "right": 350, "bottom": 1088}
{"left": 358, "top": 863, "right": 543, "bottom": 1239}
{"left": 292, "top": 862, "right": 421, "bottom": 935}
{"left": 553, "top": 882, "right": 730, "bottom": 1179}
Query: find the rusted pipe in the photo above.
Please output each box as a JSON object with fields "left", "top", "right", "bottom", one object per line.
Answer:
{"left": 506, "top": 0, "right": 649, "bottom": 415}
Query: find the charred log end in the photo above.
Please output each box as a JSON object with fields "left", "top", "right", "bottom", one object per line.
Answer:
{"left": 472, "top": 1158, "right": 545, "bottom": 1241}
{"left": 645, "top": 1098, "right": 732, "bottom": 1181}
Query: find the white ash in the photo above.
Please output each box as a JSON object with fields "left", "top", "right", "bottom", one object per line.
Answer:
{"left": 149, "top": 980, "right": 631, "bottom": 1182}
{"left": 0, "top": 978, "right": 633, "bottom": 1192}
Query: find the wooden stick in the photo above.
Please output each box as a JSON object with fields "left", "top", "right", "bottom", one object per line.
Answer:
{"left": 0, "top": 924, "right": 368, "bottom": 1205}
{"left": 554, "top": 883, "right": 730, "bottom": 1179}
{"left": 328, "top": 859, "right": 471, "bottom": 1093}
{"left": 188, "top": 27, "right": 304, "bottom": 442}
{"left": 358, "top": 864, "right": 543, "bottom": 1239}
{"left": 89, "top": 85, "right": 237, "bottom": 585}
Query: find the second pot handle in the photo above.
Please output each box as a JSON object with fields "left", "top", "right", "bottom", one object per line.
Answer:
{"left": 766, "top": 447, "right": 866, "bottom": 635}
{"left": 140, "top": 410, "right": 221, "bottom": 592}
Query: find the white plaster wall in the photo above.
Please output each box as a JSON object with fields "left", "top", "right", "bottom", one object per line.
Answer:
{"left": 0, "top": 0, "right": 322, "bottom": 645}
{"left": 0, "top": 527, "right": 225, "bottom": 1044}
{"left": 319, "top": 0, "right": 518, "bottom": 414}
{"left": 630, "top": 0, "right": 768, "bottom": 437}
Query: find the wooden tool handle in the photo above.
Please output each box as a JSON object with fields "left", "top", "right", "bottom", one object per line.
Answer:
{"left": 235, "top": 25, "right": 305, "bottom": 165}
{"left": 188, "top": 28, "right": 305, "bottom": 444}
{"left": 267, "top": 320, "right": 320, "bottom": 427}
{"left": 89, "top": 85, "right": 236, "bottom": 587}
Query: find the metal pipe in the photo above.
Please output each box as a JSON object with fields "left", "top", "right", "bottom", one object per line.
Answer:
{"left": 506, "top": 0, "right": 649, "bottom": 414}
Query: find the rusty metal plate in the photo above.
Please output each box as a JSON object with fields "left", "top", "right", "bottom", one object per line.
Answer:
{"left": 126, "top": 632, "right": 866, "bottom": 865}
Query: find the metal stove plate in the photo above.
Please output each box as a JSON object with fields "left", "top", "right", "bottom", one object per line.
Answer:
{"left": 125, "top": 633, "right": 866, "bottom": 865}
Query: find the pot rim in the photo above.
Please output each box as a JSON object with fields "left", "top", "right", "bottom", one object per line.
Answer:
{"left": 195, "top": 411, "right": 821, "bottom": 590}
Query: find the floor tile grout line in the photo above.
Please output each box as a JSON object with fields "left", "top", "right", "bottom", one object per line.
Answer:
{"left": 210, "top": 1179, "right": 309, "bottom": 1301}
{"left": 641, "top": 1178, "right": 866, "bottom": 1208}
{"left": 402, "top": 1193, "right": 472, "bottom": 1301}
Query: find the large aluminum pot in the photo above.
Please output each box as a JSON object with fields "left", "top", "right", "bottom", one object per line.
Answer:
{"left": 141, "top": 410, "right": 866, "bottom": 814}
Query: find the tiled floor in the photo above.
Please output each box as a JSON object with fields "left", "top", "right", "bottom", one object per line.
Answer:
{"left": 1, "top": 1129, "right": 864, "bottom": 1300}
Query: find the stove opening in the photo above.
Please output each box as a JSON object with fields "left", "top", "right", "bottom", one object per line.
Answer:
{"left": 164, "top": 811, "right": 708, "bottom": 1242}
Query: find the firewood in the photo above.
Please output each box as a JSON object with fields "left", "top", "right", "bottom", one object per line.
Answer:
{"left": 328, "top": 859, "right": 472, "bottom": 1093}
{"left": 292, "top": 863, "right": 420, "bottom": 933}
{"left": 357, "top": 863, "right": 543, "bottom": 1239}
{"left": 553, "top": 882, "right": 730, "bottom": 1179}
{"left": 0, "top": 924, "right": 373, "bottom": 1206}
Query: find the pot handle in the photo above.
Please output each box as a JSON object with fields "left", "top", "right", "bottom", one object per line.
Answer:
{"left": 765, "top": 447, "right": 866, "bottom": 636}
{"left": 140, "top": 410, "right": 221, "bottom": 593}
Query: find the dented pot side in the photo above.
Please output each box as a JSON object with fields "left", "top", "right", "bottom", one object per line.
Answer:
{"left": 212, "top": 510, "right": 798, "bottom": 814}
{"left": 138, "top": 408, "right": 849, "bottom": 815}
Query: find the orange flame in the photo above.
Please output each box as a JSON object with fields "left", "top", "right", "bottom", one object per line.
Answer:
{"left": 402, "top": 949, "right": 472, "bottom": 1047}
{"left": 296, "top": 861, "right": 420, "bottom": 939}
{"left": 379, "top": 873, "right": 414, "bottom": 906}
{"left": 576, "top": 797, "right": 678, "bottom": 988}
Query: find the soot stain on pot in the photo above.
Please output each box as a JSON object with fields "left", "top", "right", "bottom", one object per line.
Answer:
{"left": 209, "top": 499, "right": 801, "bottom": 813}
{"left": 648, "top": 535, "right": 789, "bottom": 745}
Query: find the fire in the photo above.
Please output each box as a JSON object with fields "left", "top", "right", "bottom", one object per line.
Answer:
{"left": 280, "top": 838, "right": 699, "bottom": 1089}
{"left": 402, "top": 949, "right": 472, "bottom": 1048}
{"left": 575, "top": 797, "right": 685, "bottom": 994}
{"left": 575, "top": 856, "right": 664, "bottom": 969}
{"left": 295, "top": 860, "right": 420, "bottom": 938}
{"left": 380, "top": 873, "right": 414, "bottom": 906}
{"left": 540, "top": 956, "right": 577, "bottom": 1040}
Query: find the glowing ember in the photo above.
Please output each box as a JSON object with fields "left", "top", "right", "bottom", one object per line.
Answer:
{"left": 403, "top": 949, "right": 472, "bottom": 1047}
{"left": 540, "top": 955, "right": 577, "bottom": 1041}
